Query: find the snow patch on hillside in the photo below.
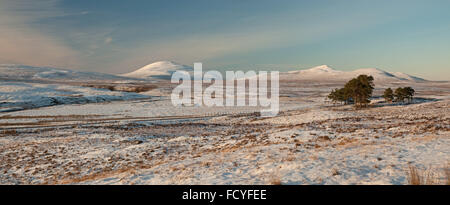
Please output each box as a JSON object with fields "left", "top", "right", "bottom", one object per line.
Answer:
{"left": 283, "top": 65, "right": 427, "bottom": 82}
{"left": 121, "top": 61, "right": 193, "bottom": 79}
{"left": 0, "top": 64, "right": 133, "bottom": 82}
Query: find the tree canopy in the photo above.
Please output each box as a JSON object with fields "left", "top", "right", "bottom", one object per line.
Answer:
{"left": 383, "top": 88, "right": 394, "bottom": 102}
{"left": 327, "top": 75, "right": 374, "bottom": 108}
{"left": 394, "top": 87, "right": 415, "bottom": 103}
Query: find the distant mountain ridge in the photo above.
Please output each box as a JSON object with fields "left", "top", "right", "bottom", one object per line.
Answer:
{"left": 0, "top": 62, "right": 428, "bottom": 83}
{"left": 0, "top": 64, "right": 134, "bottom": 82}
{"left": 284, "top": 65, "right": 426, "bottom": 82}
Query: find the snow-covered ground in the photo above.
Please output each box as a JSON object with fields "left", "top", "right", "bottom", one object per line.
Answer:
{"left": 0, "top": 79, "right": 448, "bottom": 185}
{"left": 0, "top": 62, "right": 448, "bottom": 184}
{"left": 0, "top": 81, "right": 148, "bottom": 112}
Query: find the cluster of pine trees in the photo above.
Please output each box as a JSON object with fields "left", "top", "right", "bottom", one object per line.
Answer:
{"left": 327, "top": 75, "right": 375, "bottom": 108}
{"left": 382, "top": 87, "right": 415, "bottom": 103}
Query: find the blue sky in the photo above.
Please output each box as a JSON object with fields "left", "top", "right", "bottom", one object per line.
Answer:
{"left": 0, "top": 0, "right": 449, "bottom": 80}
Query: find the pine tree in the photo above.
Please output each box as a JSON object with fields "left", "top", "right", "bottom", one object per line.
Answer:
{"left": 394, "top": 87, "right": 406, "bottom": 102}
{"left": 327, "top": 88, "right": 340, "bottom": 104}
{"left": 404, "top": 87, "right": 415, "bottom": 103}
{"left": 344, "top": 75, "right": 374, "bottom": 108}
{"left": 383, "top": 88, "right": 394, "bottom": 103}
{"left": 394, "top": 87, "right": 415, "bottom": 103}
{"left": 327, "top": 75, "right": 374, "bottom": 108}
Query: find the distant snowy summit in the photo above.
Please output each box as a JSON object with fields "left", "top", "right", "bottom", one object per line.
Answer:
{"left": 122, "top": 62, "right": 427, "bottom": 83}
{"left": 284, "top": 65, "right": 426, "bottom": 82}
{"left": 0, "top": 64, "right": 132, "bottom": 82}
{"left": 0, "top": 62, "right": 428, "bottom": 83}
{"left": 121, "top": 61, "right": 193, "bottom": 79}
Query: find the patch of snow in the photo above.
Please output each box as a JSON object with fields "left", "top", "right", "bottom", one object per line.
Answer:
{"left": 0, "top": 64, "right": 135, "bottom": 82}
{"left": 121, "top": 61, "right": 193, "bottom": 79}
{"left": 0, "top": 82, "right": 148, "bottom": 111}
{"left": 282, "top": 65, "right": 427, "bottom": 83}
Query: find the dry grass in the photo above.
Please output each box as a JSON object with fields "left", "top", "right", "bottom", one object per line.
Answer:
{"left": 266, "top": 170, "right": 283, "bottom": 185}
{"left": 82, "top": 84, "right": 116, "bottom": 91}
{"left": 0, "top": 129, "right": 18, "bottom": 137}
{"left": 331, "top": 168, "right": 341, "bottom": 176}
{"left": 0, "top": 114, "right": 103, "bottom": 119}
{"left": 446, "top": 163, "right": 450, "bottom": 185}
{"left": 116, "top": 85, "right": 157, "bottom": 93}
{"left": 282, "top": 154, "right": 296, "bottom": 162}
{"left": 408, "top": 166, "right": 423, "bottom": 185}
{"left": 407, "top": 165, "right": 448, "bottom": 185}
{"left": 82, "top": 83, "right": 157, "bottom": 93}
{"left": 269, "top": 178, "right": 282, "bottom": 185}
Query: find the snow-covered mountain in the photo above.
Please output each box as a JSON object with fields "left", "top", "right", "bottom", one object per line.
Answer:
{"left": 287, "top": 65, "right": 344, "bottom": 79}
{"left": 0, "top": 63, "right": 427, "bottom": 83}
{"left": 0, "top": 64, "right": 133, "bottom": 82}
{"left": 121, "top": 61, "right": 193, "bottom": 79}
{"left": 390, "top": 72, "right": 426, "bottom": 82}
{"left": 283, "top": 65, "right": 426, "bottom": 82}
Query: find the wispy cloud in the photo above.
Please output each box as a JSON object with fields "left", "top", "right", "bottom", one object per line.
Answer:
{"left": 104, "top": 37, "right": 113, "bottom": 44}
{"left": 0, "top": 1, "right": 447, "bottom": 80}
{"left": 0, "top": 0, "right": 80, "bottom": 68}
{"left": 114, "top": 10, "right": 397, "bottom": 73}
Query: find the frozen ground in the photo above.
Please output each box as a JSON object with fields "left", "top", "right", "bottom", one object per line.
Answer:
{"left": 0, "top": 80, "right": 448, "bottom": 185}
{"left": 0, "top": 81, "right": 149, "bottom": 112}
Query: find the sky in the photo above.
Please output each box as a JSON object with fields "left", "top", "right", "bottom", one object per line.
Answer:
{"left": 0, "top": 0, "right": 449, "bottom": 80}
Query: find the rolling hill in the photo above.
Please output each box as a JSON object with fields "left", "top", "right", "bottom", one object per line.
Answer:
{"left": 283, "top": 65, "right": 426, "bottom": 82}
{"left": 0, "top": 64, "right": 134, "bottom": 82}
{"left": 121, "top": 61, "right": 193, "bottom": 80}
